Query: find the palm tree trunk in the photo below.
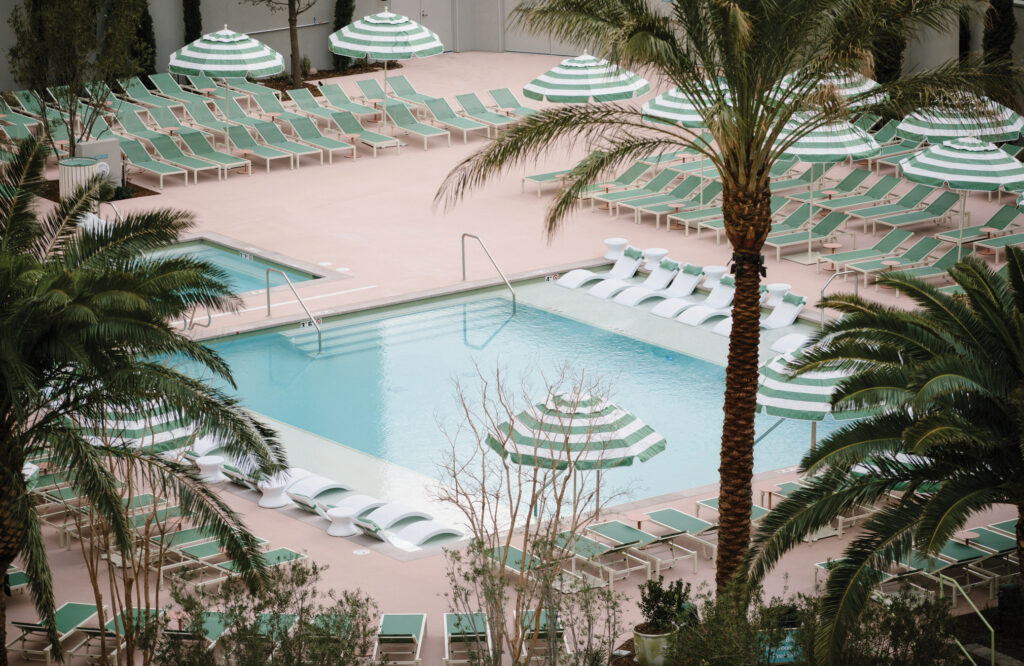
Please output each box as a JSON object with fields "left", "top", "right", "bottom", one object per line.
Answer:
{"left": 716, "top": 185, "right": 772, "bottom": 592}
{"left": 0, "top": 463, "right": 26, "bottom": 666}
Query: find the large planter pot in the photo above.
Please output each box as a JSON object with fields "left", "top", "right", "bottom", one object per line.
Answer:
{"left": 633, "top": 624, "right": 676, "bottom": 666}
{"left": 58, "top": 157, "right": 98, "bottom": 199}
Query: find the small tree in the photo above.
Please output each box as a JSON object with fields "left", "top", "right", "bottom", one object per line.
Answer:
{"left": 438, "top": 367, "right": 627, "bottom": 664}
{"left": 332, "top": 0, "right": 356, "bottom": 71}
{"left": 183, "top": 0, "right": 203, "bottom": 43}
{"left": 241, "top": 0, "right": 319, "bottom": 88}
{"left": 983, "top": 0, "right": 1017, "bottom": 64}
{"left": 133, "top": 0, "right": 158, "bottom": 77}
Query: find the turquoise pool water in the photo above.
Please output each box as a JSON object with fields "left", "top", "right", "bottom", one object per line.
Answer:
{"left": 149, "top": 240, "right": 317, "bottom": 294}
{"left": 194, "top": 297, "right": 833, "bottom": 500}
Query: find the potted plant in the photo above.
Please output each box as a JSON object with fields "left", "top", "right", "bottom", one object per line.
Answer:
{"left": 634, "top": 577, "right": 692, "bottom": 666}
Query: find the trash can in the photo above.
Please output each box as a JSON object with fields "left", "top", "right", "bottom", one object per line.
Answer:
{"left": 57, "top": 157, "right": 98, "bottom": 199}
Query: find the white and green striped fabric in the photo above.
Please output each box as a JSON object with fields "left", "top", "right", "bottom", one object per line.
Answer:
{"left": 641, "top": 79, "right": 729, "bottom": 127}
{"left": 168, "top": 27, "right": 284, "bottom": 78}
{"left": 896, "top": 98, "right": 1024, "bottom": 143}
{"left": 523, "top": 54, "right": 649, "bottom": 104}
{"left": 328, "top": 11, "right": 443, "bottom": 60}
{"left": 899, "top": 137, "right": 1024, "bottom": 192}
{"left": 486, "top": 392, "right": 666, "bottom": 470}
{"left": 76, "top": 404, "right": 198, "bottom": 454}
{"left": 774, "top": 71, "right": 882, "bottom": 108}
{"left": 776, "top": 115, "right": 881, "bottom": 163}
{"left": 757, "top": 351, "right": 873, "bottom": 421}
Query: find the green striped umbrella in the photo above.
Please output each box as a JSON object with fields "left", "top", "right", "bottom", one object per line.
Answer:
{"left": 896, "top": 97, "right": 1024, "bottom": 143}
{"left": 774, "top": 70, "right": 883, "bottom": 108}
{"left": 775, "top": 115, "right": 881, "bottom": 253}
{"left": 78, "top": 404, "right": 198, "bottom": 455}
{"left": 169, "top": 26, "right": 284, "bottom": 149}
{"left": 641, "top": 79, "right": 729, "bottom": 127}
{"left": 900, "top": 137, "right": 1024, "bottom": 257}
{"left": 486, "top": 392, "right": 666, "bottom": 470}
{"left": 757, "top": 351, "right": 874, "bottom": 423}
{"left": 523, "top": 54, "right": 649, "bottom": 104}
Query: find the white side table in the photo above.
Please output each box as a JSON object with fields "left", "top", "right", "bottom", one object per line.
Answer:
{"left": 643, "top": 247, "right": 668, "bottom": 270}
{"left": 195, "top": 455, "right": 226, "bottom": 484}
{"left": 765, "top": 283, "right": 791, "bottom": 308}
{"left": 257, "top": 477, "right": 291, "bottom": 508}
{"left": 703, "top": 265, "right": 728, "bottom": 288}
{"left": 325, "top": 507, "right": 360, "bottom": 537}
{"left": 603, "top": 237, "right": 628, "bottom": 260}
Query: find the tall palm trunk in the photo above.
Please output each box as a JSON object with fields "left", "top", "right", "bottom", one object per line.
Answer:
{"left": 0, "top": 458, "right": 26, "bottom": 666}
{"left": 716, "top": 185, "right": 772, "bottom": 591}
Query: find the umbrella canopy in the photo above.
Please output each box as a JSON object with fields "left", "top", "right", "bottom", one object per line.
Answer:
{"left": 641, "top": 79, "right": 730, "bottom": 127}
{"left": 774, "top": 70, "right": 883, "bottom": 108}
{"left": 756, "top": 351, "right": 874, "bottom": 421}
{"left": 485, "top": 392, "right": 666, "bottom": 470}
{"left": 328, "top": 10, "right": 443, "bottom": 60}
{"left": 523, "top": 54, "right": 649, "bottom": 104}
{"left": 899, "top": 136, "right": 1024, "bottom": 192}
{"left": 168, "top": 26, "right": 284, "bottom": 78}
{"left": 776, "top": 115, "right": 881, "bottom": 163}
{"left": 896, "top": 97, "right": 1024, "bottom": 143}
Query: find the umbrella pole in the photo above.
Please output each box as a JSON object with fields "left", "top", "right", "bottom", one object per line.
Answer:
{"left": 810, "top": 421, "right": 817, "bottom": 451}
{"left": 382, "top": 59, "right": 389, "bottom": 136}
{"left": 224, "top": 83, "right": 229, "bottom": 151}
{"left": 807, "top": 174, "right": 815, "bottom": 256}
{"left": 958, "top": 192, "right": 966, "bottom": 261}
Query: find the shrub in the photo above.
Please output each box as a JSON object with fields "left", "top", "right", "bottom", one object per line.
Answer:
{"left": 637, "top": 577, "right": 691, "bottom": 634}
{"left": 300, "top": 55, "right": 312, "bottom": 78}
{"left": 183, "top": 0, "right": 202, "bottom": 43}
{"left": 333, "top": 0, "right": 356, "bottom": 70}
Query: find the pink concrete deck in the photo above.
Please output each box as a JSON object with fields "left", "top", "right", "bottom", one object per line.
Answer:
{"left": 10, "top": 51, "right": 1020, "bottom": 663}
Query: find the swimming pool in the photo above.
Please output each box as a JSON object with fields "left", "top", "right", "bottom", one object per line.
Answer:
{"left": 149, "top": 240, "right": 319, "bottom": 294}
{"left": 193, "top": 295, "right": 833, "bottom": 501}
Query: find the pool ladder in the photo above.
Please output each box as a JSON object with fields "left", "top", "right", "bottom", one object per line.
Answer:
{"left": 461, "top": 233, "right": 516, "bottom": 314}
{"left": 818, "top": 270, "right": 858, "bottom": 330}
{"left": 266, "top": 268, "right": 322, "bottom": 354}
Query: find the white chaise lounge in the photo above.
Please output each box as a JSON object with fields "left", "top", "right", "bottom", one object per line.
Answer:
{"left": 711, "top": 292, "right": 807, "bottom": 336}
{"left": 587, "top": 258, "right": 680, "bottom": 299}
{"left": 650, "top": 276, "right": 735, "bottom": 319}
{"left": 286, "top": 474, "right": 352, "bottom": 512}
{"left": 613, "top": 263, "right": 703, "bottom": 306}
{"left": 556, "top": 247, "right": 643, "bottom": 289}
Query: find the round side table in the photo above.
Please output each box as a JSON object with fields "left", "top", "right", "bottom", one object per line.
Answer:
{"left": 703, "top": 265, "right": 727, "bottom": 288}
{"left": 257, "top": 477, "right": 291, "bottom": 508}
{"left": 326, "top": 507, "right": 360, "bottom": 537}
{"left": 765, "top": 283, "right": 791, "bottom": 307}
{"left": 603, "top": 237, "right": 628, "bottom": 260}
{"left": 195, "top": 455, "right": 226, "bottom": 484}
{"left": 643, "top": 247, "right": 668, "bottom": 271}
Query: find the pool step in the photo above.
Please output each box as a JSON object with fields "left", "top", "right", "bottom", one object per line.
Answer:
{"left": 280, "top": 299, "right": 515, "bottom": 356}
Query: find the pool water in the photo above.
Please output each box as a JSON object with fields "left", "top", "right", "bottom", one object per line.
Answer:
{"left": 192, "top": 297, "right": 834, "bottom": 500}
{"left": 148, "top": 240, "right": 317, "bottom": 294}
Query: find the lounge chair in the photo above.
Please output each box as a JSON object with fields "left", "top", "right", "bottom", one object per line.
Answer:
{"left": 586, "top": 520, "right": 697, "bottom": 576}
{"left": 895, "top": 541, "right": 993, "bottom": 604}
{"left": 847, "top": 236, "right": 943, "bottom": 285}
{"left": 788, "top": 168, "right": 872, "bottom": 202}
{"left": 147, "top": 134, "right": 221, "bottom": 183}
{"left": 354, "top": 502, "right": 431, "bottom": 533}
{"left": 935, "top": 204, "right": 1021, "bottom": 244}
{"left": 645, "top": 508, "right": 718, "bottom": 559}
{"left": 183, "top": 101, "right": 234, "bottom": 139}
{"left": 185, "top": 74, "right": 244, "bottom": 98}
{"left": 846, "top": 184, "right": 935, "bottom": 232}
{"left": 117, "top": 137, "right": 188, "bottom": 188}
{"left": 159, "top": 611, "right": 232, "bottom": 650}
{"left": 0, "top": 97, "right": 40, "bottom": 126}
{"left": 614, "top": 263, "right": 703, "bottom": 306}
{"left": 179, "top": 132, "right": 251, "bottom": 176}
{"left": 6, "top": 602, "right": 101, "bottom": 664}
{"left": 285, "top": 474, "right": 351, "bottom": 512}
{"left": 146, "top": 106, "right": 204, "bottom": 136}
{"left": 227, "top": 125, "right": 294, "bottom": 172}
{"left": 650, "top": 276, "right": 735, "bottom": 319}
{"left": 6, "top": 565, "right": 29, "bottom": 594}
{"left": 120, "top": 77, "right": 181, "bottom": 110}
{"left": 638, "top": 180, "right": 723, "bottom": 229}
{"left": 149, "top": 73, "right": 211, "bottom": 105}
{"left": 388, "top": 75, "right": 439, "bottom": 106}
{"left": 374, "top": 613, "right": 426, "bottom": 665}
{"left": 455, "top": 93, "right": 517, "bottom": 134}
{"left": 614, "top": 176, "right": 704, "bottom": 224}
{"left": 557, "top": 246, "right": 642, "bottom": 289}
{"left": 712, "top": 292, "right": 807, "bottom": 335}
{"left": 221, "top": 76, "right": 279, "bottom": 99}
{"left": 676, "top": 289, "right": 735, "bottom": 326}
{"left": 871, "top": 119, "right": 900, "bottom": 144}
{"left": 286, "top": 87, "right": 336, "bottom": 122}
{"left": 866, "top": 137, "right": 925, "bottom": 171}
{"left": 815, "top": 228, "right": 913, "bottom": 272}
{"left": 356, "top": 79, "right": 413, "bottom": 108}
{"left": 184, "top": 548, "right": 305, "bottom": 589}
{"left": 486, "top": 545, "right": 540, "bottom": 577}
{"left": 576, "top": 160, "right": 653, "bottom": 199}
{"left": 588, "top": 258, "right": 680, "bottom": 299}
{"left": 250, "top": 92, "right": 307, "bottom": 125}
{"left": 763, "top": 203, "right": 824, "bottom": 239}
{"left": 517, "top": 610, "right": 570, "bottom": 662}
{"left": 388, "top": 519, "right": 463, "bottom": 547}
{"left": 444, "top": 613, "right": 491, "bottom": 666}
{"left": 114, "top": 110, "right": 166, "bottom": 142}
{"left": 763, "top": 211, "right": 849, "bottom": 261}
{"left": 892, "top": 246, "right": 961, "bottom": 282}
{"left": 213, "top": 95, "right": 263, "bottom": 127}
{"left": 815, "top": 175, "right": 901, "bottom": 212}
{"left": 317, "top": 83, "right": 378, "bottom": 118}
{"left": 554, "top": 532, "right": 650, "bottom": 583}
{"left": 695, "top": 497, "right": 770, "bottom": 525}
{"left": 769, "top": 162, "right": 836, "bottom": 193}
{"left": 287, "top": 116, "right": 356, "bottom": 163}
{"left": 423, "top": 98, "right": 489, "bottom": 143}
{"left": 67, "top": 609, "right": 162, "bottom": 663}
{"left": 690, "top": 197, "right": 789, "bottom": 243}
{"left": 314, "top": 494, "right": 387, "bottom": 536}
{"left": 488, "top": 88, "right": 538, "bottom": 117}
{"left": 590, "top": 169, "right": 679, "bottom": 214}
{"left": 384, "top": 102, "right": 450, "bottom": 150}
{"left": 330, "top": 110, "right": 400, "bottom": 157}
{"left": 522, "top": 168, "right": 570, "bottom": 196}
{"left": 854, "top": 113, "right": 881, "bottom": 131}
{"left": 973, "top": 231, "right": 1024, "bottom": 262}
{"left": 869, "top": 191, "right": 960, "bottom": 235}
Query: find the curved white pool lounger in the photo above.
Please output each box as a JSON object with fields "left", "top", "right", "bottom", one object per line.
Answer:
{"left": 391, "top": 519, "right": 463, "bottom": 547}
{"left": 315, "top": 494, "right": 387, "bottom": 537}
{"left": 650, "top": 277, "right": 734, "bottom": 319}
{"left": 712, "top": 293, "right": 806, "bottom": 336}
{"left": 587, "top": 259, "right": 678, "bottom": 299}
{"left": 677, "top": 301, "right": 734, "bottom": 326}
{"left": 613, "top": 263, "right": 702, "bottom": 306}
{"left": 556, "top": 249, "right": 642, "bottom": 289}
{"left": 286, "top": 474, "right": 353, "bottom": 512}
{"left": 357, "top": 503, "right": 432, "bottom": 530}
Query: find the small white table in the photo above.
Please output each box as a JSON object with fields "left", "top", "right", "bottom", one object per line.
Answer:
{"left": 765, "top": 283, "right": 791, "bottom": 307}
{"left": 703, "top": 265, "right": 728, "bottom": 288}
{"left": 195, "top": 455, "right": 226, "bottom": 484}
{"left": 326, "top": 506, "right": 361, "bottom": 537}
{"left": 603, "top": 237, "right": 628, "bottom": 260}
{"left": 257, "top": 476, "right": 292, "bottom": 509}
{"left": 643, "top": 247, "right": 668, "bottom": 271}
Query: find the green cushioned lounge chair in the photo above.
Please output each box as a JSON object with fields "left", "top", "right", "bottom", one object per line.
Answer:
{"left": 866, "top": 137, "right": 925, "bottom": 170}
{"left": 286, "top": 116, "right": 356, "bottom": 163}
{"left": 870, "top": 190, "right": 960, "bottom": 235}
{"left": 388, "top": 75, "right": 438, "bottom": 106}
{"left": 185, "top": 74, "right": 247, "bottom": 99}
{"left": 423, "top": 98, "right": 489, "bottom": 143}
{"left": 871, "top": 119, "right": 900, "bottom": 144}
{"left": 815, "top": 175, "right": 902, "bottom": 212}
{"left": 0, "top": 97, "right": 40, "bottom": 126}
{"left": 183, "top": 101, "right": 235, "bottom": 138}
{"left": 7, "top": 602, "right": 101, "bottom": 664}
{"left": 974, "top": 231, "right": 1024, "bottom": 262}
{"left": 149, "top": 73, "right": 211, "bottom": 105}
{"left": 115, "top": 110, "right": 165, "bottom": 142}
{"left": 180, "top": 132, "right": 251, "bottom": 176}
{"left": 846, "top": 184, "right": 935, "bottom": 230}
{"left": 147, "top": 134, "right": 220, "bottom": 183}
{"left": 516, "top": 609, "right": 572, "bottom": 659}
{"left": 252, "top": 120, "right": 323, "bottom": 165}
{"left": 488, "top": 87, "right": 538, "bottom": 117}
{"left": 330, "top": 110, "right": 399, "bottom": 157}
{"left": 455, "top": 93, "right": 516, "bottom": 131}
{"left": 554, "top": 531, "right": 650, "bottom": 582}
{"left": 117, "top": 137, "right": 188, "bottom": 188}
{"left": 287, "top": 87, "right": 336, "bottom": 121}
{"left": 763, "top": 211, "right": 850, "bottom": 261}
{"left": 6, "top": 565, "right": 29, "bottom": 593}
{"left": 848, "top": 236, "right": 943, "bottom": 285}
{"left": 121, "top": 77, "right": 180, "bottom": 109}
{"left": 613, "top": 176, "right": 704, "bottom": 225}
{"left": 227, "top": 125, "right": 293, "bottom": 172}
{"left": 645, "top": 508, "right": 719, "bottom": 559}
{"left": 641, "top": 180, "right": 724, "bottom": 229}
{"left": 250, "top": 93, "right": 307, "bottom": 125}
{"left": 221, "top": 76, "right": 279, "bottom": 99}
{"left": 770, "top": 162, "right": 836, "bottom": 192}
{"left": 935, "top": 204, "right": 1021, "bottom": 244}
{"left": 444, "top": 612, "right": 491, "bottom": 665}
{"left": 788, "top": 168, "right": 872, "bottom": 202}
{"left": 815, "top": 228, "right": 913, "bottom": 272}
{"left": 384, "top": 102, "right": 450, "bottom": 150}
{"left": 576, "top": 160, "right": 653, "bottom": 199}
{"left": 317, "top": 83, "right": 378, "bottom": 118}
{"left": 590, "top": 168, "right": 679, "bottom": 212}
{"left": 67, "top": 608, "right": 163, "bottom": 663}
{"left": 893, "top": 246, "right": 961, "bottom": 281}
{"left": 213, "top": 96, "right": 262, "bottom": 127}
{"left": 696, "top": 497, "right": 770, "bottom": 523}
{"left": 373, "top": 613, "right": 426, "bottom": 665}
{"left": 586, "top": 520, "right": 696, "bottom": 576}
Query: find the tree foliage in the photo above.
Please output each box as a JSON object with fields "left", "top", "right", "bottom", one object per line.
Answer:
{"left": 983, "top": 0, "right": 1017, "bottom": 64}
{"left": 133, "top": 0, "right": 158, "bottom": 77}
{"left": 746, "top": 250, "right": 1024, "bottom": 662}
{"left": 183, "top": 0, "right": 203, "bottom": 43}
{"left": 241, "top": 0, "right": 319, "bottom": 88}
{"left": 332, "top": 0, "right": 356, "bottom": 71}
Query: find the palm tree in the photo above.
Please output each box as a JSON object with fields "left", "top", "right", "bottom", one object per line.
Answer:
{"left": 435, "top": 0, "right": 1015, "bottom": 590}
{"left": 745, "top": 251, "right": 1024, "bottom": 661}
{"left": 0, "top": 138, "right": 287, "bottom": 664}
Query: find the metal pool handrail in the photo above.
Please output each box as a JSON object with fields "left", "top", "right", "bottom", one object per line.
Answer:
{"left": 819, "top": 270, "right": 858, "bottom": 330}
{"left": 461, "top": 233, "right": 516, "bottom": 314}
{"left": 265, "top": 268, "right": 321, "bottom": 354}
